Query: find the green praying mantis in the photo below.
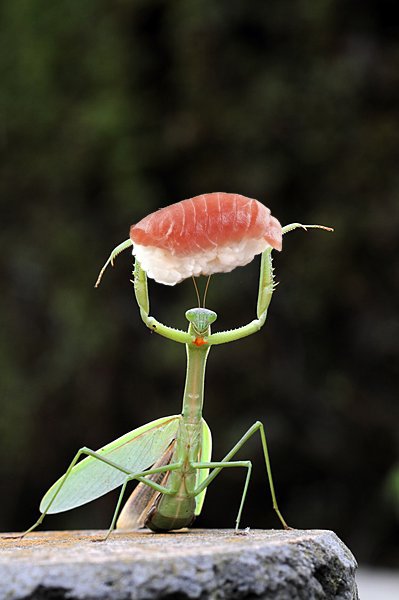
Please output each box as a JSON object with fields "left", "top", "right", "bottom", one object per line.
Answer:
{"left": 21, "top": 223, "right": 331, "bottom": 538}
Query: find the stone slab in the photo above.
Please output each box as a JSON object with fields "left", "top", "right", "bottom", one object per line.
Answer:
{"left": 0, "top": 529, "right": 358, "bottom": 600}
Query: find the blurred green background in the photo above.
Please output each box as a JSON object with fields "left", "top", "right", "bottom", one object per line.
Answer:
{"left": 1, "top": 0, "right": 398, "bottom": 567}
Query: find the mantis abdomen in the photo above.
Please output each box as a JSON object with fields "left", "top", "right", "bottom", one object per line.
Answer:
{"left": 145, "top": 489, "right": 197, "bottom": 532}
{"left": 118, "top": 420, "right": 204, "bottom": 532}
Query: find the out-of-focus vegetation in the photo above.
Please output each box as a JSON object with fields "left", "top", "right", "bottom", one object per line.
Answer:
{"left": 1, "top": 0, "right": 398, "bottom": 566}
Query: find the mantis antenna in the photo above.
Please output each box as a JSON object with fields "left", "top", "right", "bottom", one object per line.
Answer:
{"left": 191, "top": 276, "right": 201, "bottom": 308}
{"left": 202, "top": 275, "right": 212, "bottom": 308}
{"left": 190, "top": 275, "right": 212, "bottom": 309}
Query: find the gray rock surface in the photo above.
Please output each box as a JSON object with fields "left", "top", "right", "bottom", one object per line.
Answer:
{"left": 0, "top": 529, "right": 358, "bottom": 600}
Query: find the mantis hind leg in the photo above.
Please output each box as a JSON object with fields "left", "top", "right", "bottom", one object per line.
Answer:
{"left": 193, "top": 421, "right": 289, "bottom": 530}
{"left": 20, "top": 446, "right": 106, "bottom": 538}
{"left": 21, "top": 446, "right": 182, "bottom": 540}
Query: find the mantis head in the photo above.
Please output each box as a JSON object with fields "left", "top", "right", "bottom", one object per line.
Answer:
{"left": 185, "top": 308, "right": 217, "bottom": 336}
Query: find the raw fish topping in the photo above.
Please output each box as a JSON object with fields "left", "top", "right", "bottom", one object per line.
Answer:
{"left": 129, "top": 193, "right": 282, "bottom": 285}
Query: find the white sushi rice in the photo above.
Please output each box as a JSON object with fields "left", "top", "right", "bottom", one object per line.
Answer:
{"left": 133, "top": 237, "right": 271, "bottom": 285}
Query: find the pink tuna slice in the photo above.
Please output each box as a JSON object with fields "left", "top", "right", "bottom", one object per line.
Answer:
{"left": 129, "top": 193, "right": 282, "bottom": 285}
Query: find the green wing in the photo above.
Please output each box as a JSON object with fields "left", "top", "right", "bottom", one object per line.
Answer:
{"left": 40, "top": 415, "right": 180, "bottom": 514}
{"left": 194, "top": 418, "right": 212, "bottom": 516}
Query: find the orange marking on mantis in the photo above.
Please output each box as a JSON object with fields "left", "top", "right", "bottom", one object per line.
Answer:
{"left": 193, "top": 337, "right": 207, "bottom": 347}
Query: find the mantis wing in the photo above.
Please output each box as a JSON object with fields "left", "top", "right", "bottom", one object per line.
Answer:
{"left": 194, "top": 418, "right": 212, "bottom": 515}
{"left": 40, "top": 415, "right": 180, "bottom": 514}
{"left": 116, "top": 440, "right": 176, "bottom": 530}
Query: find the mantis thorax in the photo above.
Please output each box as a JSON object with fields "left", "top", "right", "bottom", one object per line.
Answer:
{"left": 185, "top": 308, "right": 217, "bottom": 335}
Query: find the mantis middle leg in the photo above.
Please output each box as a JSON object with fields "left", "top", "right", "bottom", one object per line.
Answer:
{"left": 192, "top": 459, "right": 252, "bottom": 530}
{"left": 193, "top": 421, "right": 289, "bottom": 530}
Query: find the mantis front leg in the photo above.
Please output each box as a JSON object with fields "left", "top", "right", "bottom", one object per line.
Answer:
{"left": 133, "top": 260, "right": 193, "bottom": 344}
{"left": 208, "top": 247, "right": 275, "bottom": 345}
{"left": 208, "top": 223, "right": 333, "bottom": 346}
{"left": 95, "top": 239, "right": 133, "bottom": 288}
{"left": 95, "top": 244, "right": 198, "bottom": 344}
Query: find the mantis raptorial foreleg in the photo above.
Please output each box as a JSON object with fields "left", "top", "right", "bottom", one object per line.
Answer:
{"left": 281, "top": 223, "right": 333, "bottom": 236}
{"left": 208, "top": 223, "right": 332, "bottom": 345}
{"left": 95, "top": 239, "right": 133, "bottom": 288}
{"left": 208, "top": 247, "right": 274, "bottom": 345}
{"left": 193, "top": 421, "right": 289, "bottom": 530}
{"left": 133, "top": 260, "right": 193, "bottom": 344}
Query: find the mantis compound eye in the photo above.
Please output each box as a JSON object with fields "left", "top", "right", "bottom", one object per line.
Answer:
{"left": 185, "top": 308, "right": 217, "bottom": 334}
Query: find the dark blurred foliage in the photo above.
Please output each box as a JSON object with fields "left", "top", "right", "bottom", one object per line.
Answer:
{"left": 1, "top": 0, "right": 399, "bottom": 567}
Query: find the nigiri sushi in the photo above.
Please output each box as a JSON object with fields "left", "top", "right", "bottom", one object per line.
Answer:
{"left": 130, "top": 193, "right": 282, "bottom": 285}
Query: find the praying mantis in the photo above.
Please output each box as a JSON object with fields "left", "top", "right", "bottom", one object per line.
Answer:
{"left": 22, "top": 223, "right": 331, "bottom": 538}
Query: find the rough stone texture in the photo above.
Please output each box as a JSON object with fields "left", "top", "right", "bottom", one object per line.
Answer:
{"left": 0, "top": 529, "right": 358, "bottom": 600}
